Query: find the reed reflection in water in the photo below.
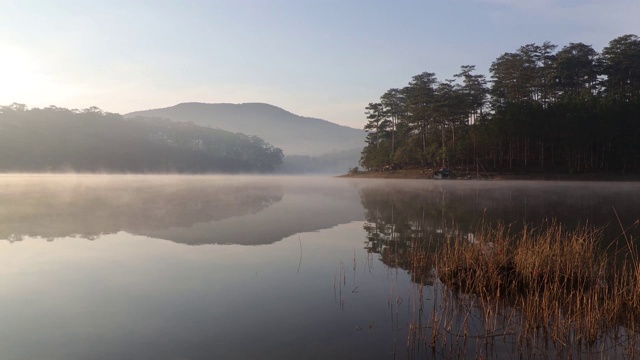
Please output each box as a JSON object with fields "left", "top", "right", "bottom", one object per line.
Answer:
{"left": 359, "top": 180, "right": 640, "bottom": 359}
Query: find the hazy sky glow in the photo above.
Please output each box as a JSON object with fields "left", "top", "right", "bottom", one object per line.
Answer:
{"left": 1, "top": 0, "right": 638, "bottom": 128}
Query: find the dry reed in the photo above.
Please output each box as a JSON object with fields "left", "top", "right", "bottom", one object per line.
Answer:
{"left": 408, "top": 220, "right": 640, "bottom": 358}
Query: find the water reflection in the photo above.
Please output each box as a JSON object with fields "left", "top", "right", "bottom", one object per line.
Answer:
{"left": 2, "top": 175, "right": 640, "bottom": 359}
{"left": 358, "top": 180, "right": 640, "bottom": 359}
{"left": 361, "top": 181, "right": 640, "bottom": 267}
{"left": 0, "top": 175, "right": 365, "bottom": 245}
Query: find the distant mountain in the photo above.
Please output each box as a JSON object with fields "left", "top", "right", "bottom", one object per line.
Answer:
{"left": 125, "top": 102, "right": 366, "bottom": 156}
{"left": 0, "top": 105, "right": 283, "bottom": 173}
{"left": 278, "top": 148, "right": 363, "bottom": 174}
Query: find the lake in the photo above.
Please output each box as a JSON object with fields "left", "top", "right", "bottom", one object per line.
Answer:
{"left": 0, "top": 174, "right": 639, "bottom": 359}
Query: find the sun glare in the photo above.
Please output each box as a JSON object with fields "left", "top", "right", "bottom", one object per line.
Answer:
{"left": 0, "top": 46, "right": 50, "bottom": 104}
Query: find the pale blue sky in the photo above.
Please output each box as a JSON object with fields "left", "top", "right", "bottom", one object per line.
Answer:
{"left": 0, "top": 0, "right": 637, "bottom": 128}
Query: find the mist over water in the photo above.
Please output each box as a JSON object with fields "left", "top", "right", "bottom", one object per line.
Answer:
{"left": 3, "top": 175, "right": 636, "bottom": 244}
{"left": 0, "top": 174, "right": 638, "bottom": 359}
{"left": 0, "top": 174, "right": 364, "bottom": 245}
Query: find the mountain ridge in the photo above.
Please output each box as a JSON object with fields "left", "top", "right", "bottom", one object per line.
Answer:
{"left": 125, "top": 102, "right": 366, "bottom": 156}
{"left": 131, "top": 102, "right": 361, "bottom": 130}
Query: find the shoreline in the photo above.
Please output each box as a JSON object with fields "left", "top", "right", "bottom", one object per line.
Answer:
{"left": 338, "top": 168, "right": 640, "bottom": 181}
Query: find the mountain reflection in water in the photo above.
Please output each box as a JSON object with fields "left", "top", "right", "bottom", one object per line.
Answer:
{"left": 1, "top": 175, "right": 639, "bottom": 359}
{"left": 0, "top": 174, "right": 364, "bottom": 245}
{"left": 2, "top": 175, "right": 637, "bottom": 248}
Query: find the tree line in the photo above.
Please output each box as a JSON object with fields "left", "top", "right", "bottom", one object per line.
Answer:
{"left": 360, "top": 34, "right": 640, "bottom": 174}
{"left": 0, "top": 104, "right": 283, "bottom": 173}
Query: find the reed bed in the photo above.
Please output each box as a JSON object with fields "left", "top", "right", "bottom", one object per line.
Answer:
{"left": 405, "top": 220, "right": 640, "bottom": 359}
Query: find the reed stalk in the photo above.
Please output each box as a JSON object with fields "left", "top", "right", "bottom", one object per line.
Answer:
{"left": 409, "top": 220, "right": 640, "bottom": 358}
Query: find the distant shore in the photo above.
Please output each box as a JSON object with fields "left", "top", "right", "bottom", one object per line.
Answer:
{"left": 338, "top": 168, "right": 640, "bottom": 181}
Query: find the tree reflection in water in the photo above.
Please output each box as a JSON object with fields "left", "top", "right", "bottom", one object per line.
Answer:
{"left": 359, "top": 181, "right": 640, "bottom": 359}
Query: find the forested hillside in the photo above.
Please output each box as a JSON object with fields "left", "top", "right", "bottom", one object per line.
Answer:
{"left": 360, "top": 34, "right": 640, "bottom": 174}
{"left": 0, "top": 104, "right": 283, "bottom": 173}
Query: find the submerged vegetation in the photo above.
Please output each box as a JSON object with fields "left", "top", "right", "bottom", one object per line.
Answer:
{"left": 360, "top": 34, "right": 640, "bottom": 175}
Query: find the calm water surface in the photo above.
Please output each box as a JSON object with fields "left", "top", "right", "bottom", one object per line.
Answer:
{"left": 0, "top": 175, "right": 638, "bottom": 359}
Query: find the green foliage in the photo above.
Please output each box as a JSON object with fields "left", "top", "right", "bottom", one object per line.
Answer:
{"left": 360, "top": 141, "right": 391, "bottom": 170}
{"left": 392, "top": 139, "right": 422, "bottom": 167}
{"left": 360, "top": 34, "right": 640, "bottom": 174}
